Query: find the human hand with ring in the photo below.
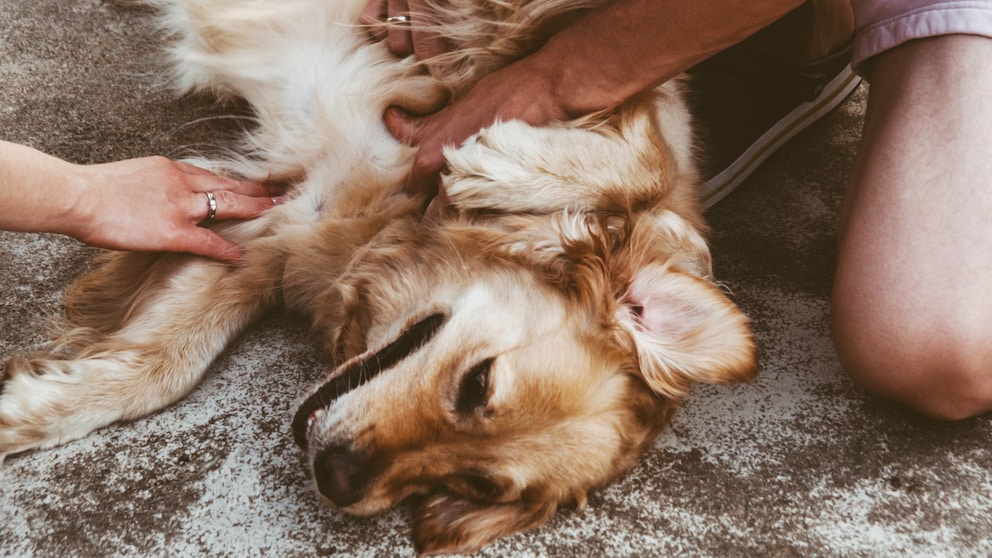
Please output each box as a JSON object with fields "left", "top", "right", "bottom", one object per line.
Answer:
{"left": 65, "top": 156, "right": 285, "bottom": 263}
{"left": 0, "top": 141, "right": 284, "bottom": 263}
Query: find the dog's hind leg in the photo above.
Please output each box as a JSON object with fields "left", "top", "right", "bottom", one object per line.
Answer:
{"left": 0, "top": 248, "right": 280, "bottom": 461}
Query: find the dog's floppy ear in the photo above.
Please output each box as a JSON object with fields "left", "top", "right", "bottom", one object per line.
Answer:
{"left": 412, "top": 493, "right": 556, "bottom": 556}
{"left": 489, "top": 209, "right": 756, "bottom": 398}
{"left": 616, "top": 262, "right": 758, "bottom": 399}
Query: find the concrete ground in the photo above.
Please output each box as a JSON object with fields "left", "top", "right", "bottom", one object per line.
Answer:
{"left": 2, "top": 1, "right": 991, "bottom": 556}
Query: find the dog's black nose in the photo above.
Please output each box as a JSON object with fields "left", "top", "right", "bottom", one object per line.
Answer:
{"left": 313, "top": 445, "right": 364, "bottom": 508}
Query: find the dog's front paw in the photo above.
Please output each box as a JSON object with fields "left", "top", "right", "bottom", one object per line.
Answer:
{"left": 443, "top": 121, "right": 563, "bottom": 213}
{"left": 444, "top": 111, "right": 672, "bottom": 215}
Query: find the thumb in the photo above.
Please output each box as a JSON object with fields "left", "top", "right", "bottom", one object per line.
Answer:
{"left": 383, "top": 106, "right": 448, "bottom": 198}
{"left": 384, "top": 106, "right": 425, "bottom": 145}
{"left": 182, "top": 227, "right": 245, "bottom": 264}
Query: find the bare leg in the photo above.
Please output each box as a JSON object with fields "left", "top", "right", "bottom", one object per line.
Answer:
{"left": 833, "top": 34, "right": 992, "bottom": 420}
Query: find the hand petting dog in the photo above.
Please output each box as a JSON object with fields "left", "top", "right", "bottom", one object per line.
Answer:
{"left": 0, "top": 140, "right": 284, "bottom": 262}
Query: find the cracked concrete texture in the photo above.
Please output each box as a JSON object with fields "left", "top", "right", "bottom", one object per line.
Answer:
{"left": 2, "top": 1, "right": 991, "bottom": 556}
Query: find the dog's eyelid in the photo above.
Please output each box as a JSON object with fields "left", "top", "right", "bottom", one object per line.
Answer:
{"left": 460, "top": 473, "right": 503, "bottom": 500}
{"left": 455, "top": 357, "right": 495, "bottom": 416}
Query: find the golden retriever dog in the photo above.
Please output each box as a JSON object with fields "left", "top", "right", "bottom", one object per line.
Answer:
{"left": 0, "top": 0, "right": 757, "bottom": 553}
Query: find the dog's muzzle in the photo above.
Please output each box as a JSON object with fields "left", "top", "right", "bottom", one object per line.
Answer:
{"left": 291, "top": 313, "right": 446, "bottom": 449}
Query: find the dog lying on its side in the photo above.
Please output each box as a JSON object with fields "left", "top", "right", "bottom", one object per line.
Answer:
{"left": 0, "top": 0, "right": 757, "bottom": 553}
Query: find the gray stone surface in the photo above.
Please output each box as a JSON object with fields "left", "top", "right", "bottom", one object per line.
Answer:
{"left": 2, "top": 1, "right": 990, "bottom": 557}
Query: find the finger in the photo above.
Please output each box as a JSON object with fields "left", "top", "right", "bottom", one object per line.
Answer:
{"left": 384, "top": 106, "right": 426, "bottom": 145}
{"left": 388, "top": 116, "right": 446, "bottom": 196}
{"left": 174, "top": 159, "right": 283, "bottom": 193}
{"left": 230, "top": 180, "right": 286, "bottom": 198}
{"left": 385, "top": 0, "right": 414, "bottom": 56}
{"left": 198, "top": 190, "right": 283, "bottom": 222}
{"left": 423, "top": 184, "right": 451, "bottom": 220}
{"left": 179, "top": 226, "right": 244, "bottom": 264}
{"left": 408, "top": 0, "right": 448, "bottom": 60}
{"left": 172, "top": 160, "right": 269, "bottom": 193}
{"left": 360, "top": 0, "right": 389, "bottom": 41}
{"left": 182, "top": 166, "right": 285, "bottom": 201}
{"left": 172, "top": 160, "right": 224, "bottom": 177}
{"left": 383, "top": 107, "right": 443, "bottom": 195}
{"left": 410, "top": 29, "right": 449, "bottom": 61}
{"left": 405, "top": 148, "right": 444, "bottom": 197}
{"left": 191, "top": 172, "right": 285, "bottom": 198}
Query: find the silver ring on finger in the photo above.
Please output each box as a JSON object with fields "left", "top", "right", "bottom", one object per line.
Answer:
{"left": 205, "top": 191, "right": 218, "bottom": 221}
{"left": 385, "top": 14, "right": 410, "bottom": 25}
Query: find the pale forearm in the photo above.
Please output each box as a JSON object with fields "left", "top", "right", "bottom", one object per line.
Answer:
{"left": 0, "top": 140, "right": 86, "bottom": 236}
{"left": 530, "top": 0, "right": 804, "bottom": 117}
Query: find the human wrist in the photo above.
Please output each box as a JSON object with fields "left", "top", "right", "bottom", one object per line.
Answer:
{"left": 504, "top": 53, "right": 575, "bottom": 122}
{"left": 53, "top": 161, "right": 100, "bottom": 241}
{"left": 526, "top": 10, "right": 659, "bottom": 119}
{"left": 512, "top": 47, "right": 614, "bottom": 122}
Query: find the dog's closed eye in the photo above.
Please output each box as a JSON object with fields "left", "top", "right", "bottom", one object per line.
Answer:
{"left": 457, "top": 358, "right": 494, "bottom": 415}
{"left": 457, "top": 473, "right": 503, "bottom": 500}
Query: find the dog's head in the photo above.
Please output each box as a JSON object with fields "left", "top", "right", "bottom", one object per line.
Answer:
{"left": 292, "top": 207, "right": 756, "bottom": 555}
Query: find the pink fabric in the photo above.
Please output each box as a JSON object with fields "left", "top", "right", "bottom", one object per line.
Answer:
{"left": 852, "top": 0, "right": 992, "bottom": 76}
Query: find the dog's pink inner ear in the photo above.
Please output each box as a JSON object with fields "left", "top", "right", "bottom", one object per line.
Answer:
{"left": 619, "top": 264, "right": 758, "bottom": 398}
{"left": 626, "top": 280, "right": 704, "bottom": 340}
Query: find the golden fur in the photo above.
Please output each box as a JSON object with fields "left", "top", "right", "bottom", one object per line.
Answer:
{"left": 0, "top": 0, "right": 757, "bottom": 553}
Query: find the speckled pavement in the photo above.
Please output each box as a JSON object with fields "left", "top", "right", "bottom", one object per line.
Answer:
{"left": 2, "top": 2, "right": 991, "bottom": 557}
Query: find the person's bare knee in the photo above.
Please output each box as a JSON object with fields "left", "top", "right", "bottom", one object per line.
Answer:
{"left": 832, "top": 282, "right": 992, "bottom": 421}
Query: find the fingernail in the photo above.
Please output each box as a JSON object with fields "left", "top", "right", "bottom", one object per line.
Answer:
{"left": 386, "top": 106, "right": 412, "bottom": 120}
{"left": 223, "top": 249, "right": 244, "bottom": 265}
{"left": 272, "top": 196, "right": 286, "bottom": 205}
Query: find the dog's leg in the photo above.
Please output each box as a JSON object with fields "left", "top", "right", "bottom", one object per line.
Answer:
{"left": 442, "top": 93, "right": 696, "bottom": 214}
{"left": 413, "top": 493, "right": 557, "bottom": 556}
{"left": 0, "top": 249, "right": 280, "bottom": 461}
